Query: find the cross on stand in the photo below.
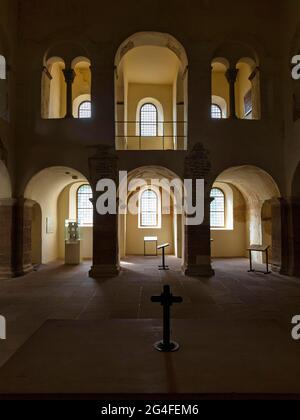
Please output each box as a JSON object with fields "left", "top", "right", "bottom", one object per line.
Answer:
{"left": 151, "top": 285, "right": 183, "bottom": 352}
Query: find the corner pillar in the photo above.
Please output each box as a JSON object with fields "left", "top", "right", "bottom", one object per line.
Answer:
{"left": 89, "top": 146, "right": 120, "bottom": 278}
{"left": 11, "top": 198, "right": 35, "bottom": 277}
{"left": 0, "top": 199, "right": 15, "bottom": 279}
{"left": 285, "top": 197, "right": 300, "bottom": 276}
{"left": 270, "top": 197, "right": 289, "bottom": 274}
{"left": 183, "top": 143, "right": 214, "bottom": 277}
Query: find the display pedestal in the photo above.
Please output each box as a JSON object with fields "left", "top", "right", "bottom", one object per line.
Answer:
{"left": 65, "top": 241, "right": 82, "bottom": 265}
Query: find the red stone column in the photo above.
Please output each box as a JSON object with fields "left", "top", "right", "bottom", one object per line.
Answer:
{"left": 183, "top": 143, "right": 214, "bottom": 277}
{"left": 62, "top": 68, "right": 75, "bottom": 119}
{"left": 88, "top": 146, "right": 120, "bottom": 278}
{"left": 11, "top": 198, "right": 35, "bottom": 277}
{"left": 0, "top": 199, "right": 15, "bottom": 279}
{"left": 270, "top": 198, "right": 289, "bottom": 274}
{"left": 225, "top": 67, "right": 238, "bottom": 119}
{"left": 286, "top": 197, "right": 300, "bottom": 276}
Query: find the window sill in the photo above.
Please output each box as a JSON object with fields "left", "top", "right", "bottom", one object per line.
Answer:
{"left": 138, "top": 226, "right": 162, "bottom": 230}
{"left": 211, "top": 227, "right": 234, "bottom": 231}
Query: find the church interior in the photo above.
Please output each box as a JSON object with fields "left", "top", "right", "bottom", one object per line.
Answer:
{"left": 1, "top": 0, "right": 300, "bottom": 399}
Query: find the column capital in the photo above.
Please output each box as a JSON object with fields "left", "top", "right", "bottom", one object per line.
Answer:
{"left": 225, "top": 67, "right": 239, "bottom": 84}
{"left": 62, "top": 68, "right": 76, "bottom": 84}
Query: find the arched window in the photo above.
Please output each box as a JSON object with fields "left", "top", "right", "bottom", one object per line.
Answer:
{"left": 210, "top": 188, "right": 225, "bottom": 228}
{"left": 78, "top": 101, "right": 92, "bottom": 119}
{"left": 139, "top": 189, "right": 159, "bottom": 227}
{"left": 211, "top": 104, "right": 222, "bottom": 119}
{"left": 0, "top": 55, "right": 6, "bottom": 80}
{"left": 140, "top": 103, "right": 158, "bottom": 136}
{"left": 77, "top": 185, "right": 93, "bottom": 225}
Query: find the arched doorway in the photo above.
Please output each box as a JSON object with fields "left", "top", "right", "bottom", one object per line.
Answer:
{"left": 118, "top": 165, "right": 185, "bottom": 270}
{"left": 211, "top": 165, "right": 281, "bottom": 270}
{"left": 24, "top": 166, "right": 92, "bottom": 267}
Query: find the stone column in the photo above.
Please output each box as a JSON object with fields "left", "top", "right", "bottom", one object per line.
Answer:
{"left": 62, "top": 68, "right": 75, "bottom": 118}
{"left": 270, "top": 198, "right": 289, "bottom": 274}
{"left": 285, "top": 197, "right": 300, "bottom": 276}
{"left": 225, "top": 67, "right": 239, "bottom": 119}
{"left": 183, "top": 143, "right": 214, "bottom": 277}
{"left": 89, "top": 146, "right": 120, "bottom": 278}
{"left": 11, "top": 198, "right": 35, "bottom": 277}
{"left": 0, "top": 199, "right": 15, "bottom": 279}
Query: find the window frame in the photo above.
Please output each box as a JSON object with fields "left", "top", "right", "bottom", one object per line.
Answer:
{"left": 138, "top": 188, "right": 161, "bottom": 229}
{"left": 210, "top": 187, "right": 226, "bottom": 229}
{"left": 76, "top": 184, "right": 93, "bottom": 226}
{"left": 211, "top": 103, "right": 223, "bottom": 119}
{"left": 78, "top": 100, "right": 92, "bottom": 119}
{"left": 139, "top": 102, "right": 158, "bottom": 137}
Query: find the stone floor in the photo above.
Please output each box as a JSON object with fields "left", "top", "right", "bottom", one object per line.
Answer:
{"left": 0, "top": 256, "right": 300, "bottom": 393}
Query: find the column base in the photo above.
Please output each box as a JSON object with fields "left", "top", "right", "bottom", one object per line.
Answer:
{"left": 183, "top": 264, "right": 215, "bottom": 277}
{"left": 0, "top": 267, "right": 14, "bottom": 280}
{"left": 0, "top": 264, "right": 34, "bottom": 279}
{"left": 89, "top": 264, "right": 120, "bottom": 279}
{"left": 13, "top": 264, "right": 34, "bottom": 278}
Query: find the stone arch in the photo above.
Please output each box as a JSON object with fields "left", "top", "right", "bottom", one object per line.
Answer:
{"left": 212, "top": 40, "right": 259, "bottom": 67}
{"left": 211, "top": 43, "right": 260, "bottom": 120}
{"left": 212, "top": 165, "right": 281, "bottom": 269}
{"left": 118, "top": 165, "right": 185, "bottom": 267}
{"left": 115, "top": 31, "right": 188, "bottom": 73}
{"left": 24, "top": 166, "right": 89, "bottom": 266}
{"left": 42, "top": 43, "right": 92, "bottom": 119}
{"left": 44, "top": 42, "right": 91, "bottom": 68}
{"left": 115, "top": 32, "right": 188, "bottom": 150}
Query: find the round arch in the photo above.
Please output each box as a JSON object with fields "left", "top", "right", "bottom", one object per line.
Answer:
{"left": 118, "top": 165, "right": 185, "bottom": 265}
{"left": 43, "top": 42, "right": 90, "bottom": 68}
{"left": 212, "top": 165, "right": 280, "bottom": 266}
{"left": 115, "top": 31, "right": 188, "bottom": 73}
{"left": 211, "top": 39, "right": 260, "bottom": 67}
{"left": 24, "top": 166, "right": 88, "bottom": 265}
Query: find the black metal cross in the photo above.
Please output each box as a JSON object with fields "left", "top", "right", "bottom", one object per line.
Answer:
{"left": 151, "top": 285, "right": 183, "bottom": 352}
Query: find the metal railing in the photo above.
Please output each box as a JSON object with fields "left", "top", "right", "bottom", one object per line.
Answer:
{"left": 115, "top": 121, "right": 187, "bottom": 150}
